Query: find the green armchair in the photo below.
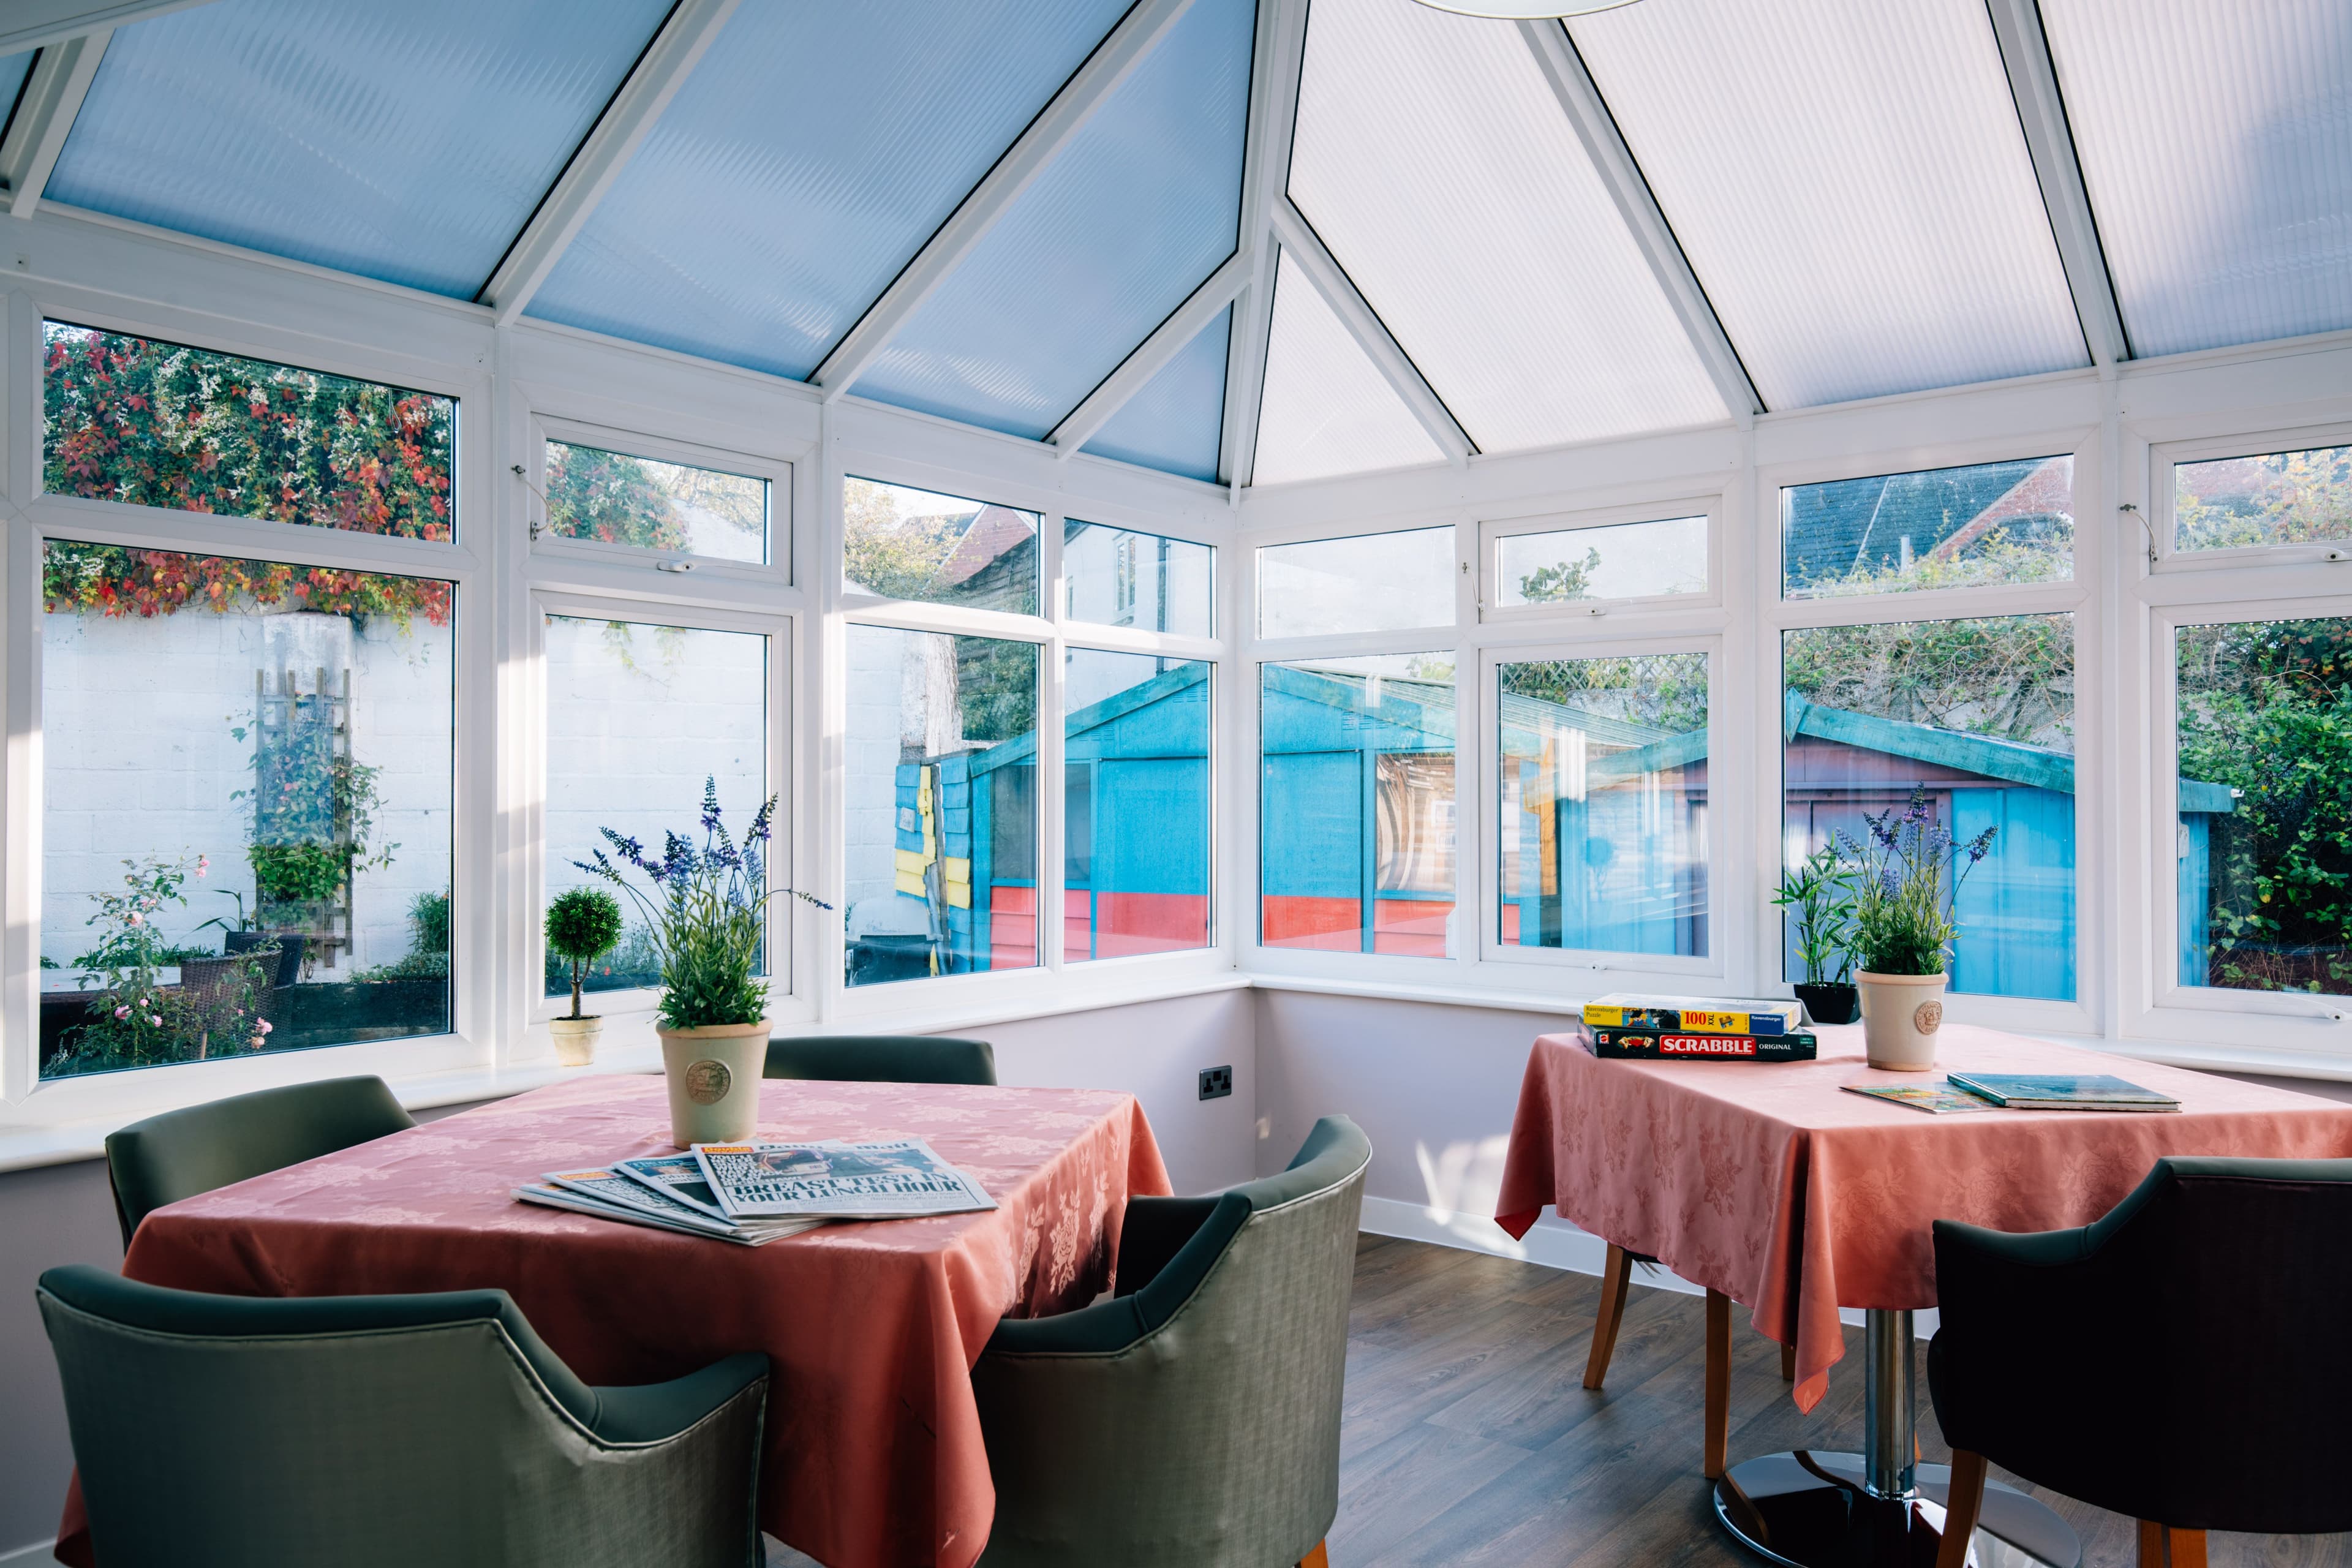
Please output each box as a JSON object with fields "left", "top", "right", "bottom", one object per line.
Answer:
{"left": 104, "top": 1074, "right": 416, "bottom": 1247}
{"left": 39, "top": 1265, "right": 769, "bottom": 1568}
{"left": 764, "top": 1033, "right": 997, "bottom": 1085}
{"left": 971, "top": 1115, "right": 1371, "bottom": 1568}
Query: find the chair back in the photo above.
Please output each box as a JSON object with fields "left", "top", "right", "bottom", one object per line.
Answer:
{"left": 37, "top": 1265, "right": 760, "bottom": 1568}
{"left": 104, "top": 1075, "right": 415, "bottom": 1247}
{"left": 978, "top": 1116, "right": 1370, "bottom": 1567}
{"left": 764, "top": 1034, "right": 996, "bottom": 1086}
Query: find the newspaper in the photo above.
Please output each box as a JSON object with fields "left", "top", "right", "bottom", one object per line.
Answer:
{"left": 513, "top": 1183, "right": 777, "bottom": 1246}
{"left": 612, "top": 1154, "right": 826, "bottom": 1237}
{"left": 692, "top": 1138, "right": 996, "bottom": 1220}
{"left": 524, "top": 1167, "right": 821, "bottom": 1245}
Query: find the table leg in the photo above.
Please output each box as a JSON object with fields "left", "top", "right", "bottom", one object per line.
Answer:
{"left": 1709, "top": 1308, "right": 2082, "bottom": 1567}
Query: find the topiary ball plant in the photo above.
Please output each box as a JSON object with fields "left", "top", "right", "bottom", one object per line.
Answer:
{"left": 545, "top": 887, "right": 624, "bottom": 1020}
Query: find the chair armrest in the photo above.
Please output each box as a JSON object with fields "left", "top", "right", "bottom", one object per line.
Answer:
{"left": 1114, "top": 1196, "right": 1221, "bottom": 1297}
{"left": 987, "top": 1191, "right": 1253, "bottom": 1357}
{"left": 587, "top": 1351, "right": 770, "bottom": 1445}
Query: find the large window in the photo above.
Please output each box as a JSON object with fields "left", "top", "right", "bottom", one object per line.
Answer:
{"left": 44, "top": 323, "right": 455, "bottom": 542}
{"left": 1781, "top": 455, "right": 2072, "bottom": 599}
{"left": 1065, "top": 521, "right": 1214, "bottom": 636}
{"left": 843, "top": 625, "right": 1040, "bottom": 986}
{"left": 543, "top": 616, "right": 769, "bottom": 998}
{"left": 543, "top": 439, "right": 768, "bottom": 565}
{"left": 2175, "top": 616, "right": 2352, "bottom": 995}
{"left": 1261, "top": 654, "right": 1456, "bottom": 957}
{"left": 1257, "top": 527, "right": 1454, "bottom": 638}
{"left": 2171, "top": 442, "right": 2351, "bottom": 554}
{"left": 1497, "top": 652, "right": 1708, "bottom": 957}
{"left": 40, "top": 542, "right": 454, "bottom": 1077}
{"left": 843, "top": 477, "right": 1039, "bottom": 614}
{"left": 1782, "top": 614, "right": 2076, "bottom": 1000}
{"left": 1065, "top": 650, "right": 1212, "bottom": 962}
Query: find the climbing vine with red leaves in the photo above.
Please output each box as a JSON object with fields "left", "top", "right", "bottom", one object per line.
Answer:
{"left": 40, "top": 324, "right": 454, "bottom": 628}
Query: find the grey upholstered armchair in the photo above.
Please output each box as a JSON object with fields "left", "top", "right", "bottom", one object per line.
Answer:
{"left": 39, "top": 1265, "right": 770, "bottom": 1568}
{"left": 971, "top": 1115, "right": 1371, "bottom": 1568}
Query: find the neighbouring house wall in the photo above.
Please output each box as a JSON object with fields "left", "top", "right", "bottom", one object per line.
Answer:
{"left": 0, "top": 987, "right": 1256, "bottom": 1558}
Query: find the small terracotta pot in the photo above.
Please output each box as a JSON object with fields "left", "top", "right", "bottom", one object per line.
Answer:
{"left": 657, "top": 1020, "right": 770, "bottom": 1147}
{"left": 1855, "top": 970, "right": 1948, "bottom": 1071}
{"left": 548, "top": 1014, "right": 601, "bottom": 1067}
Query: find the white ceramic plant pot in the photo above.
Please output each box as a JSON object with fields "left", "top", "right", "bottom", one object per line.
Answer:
{"left": 658, "top": 1020, "right": 771, "bottom": 1148}
{"left": 548, "top": 1014, "right": 601, "bottom": 1067}
{"left": 1855, "top": 970, "right": 1949, "bottom": 1071}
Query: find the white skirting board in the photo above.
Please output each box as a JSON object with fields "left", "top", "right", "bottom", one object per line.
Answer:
{"left": 1357, "top": 1196, "right": 1939, "bottom": 1338}
{"left": 0, "top": 1538, "right": 59, "bottom": 1565}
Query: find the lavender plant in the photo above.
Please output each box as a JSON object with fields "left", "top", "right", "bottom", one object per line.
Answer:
{"left": 1836, "top": 788, "right": 1998, "bottom": 977}
{"left": 576, "top": 778, "right": 829, "bottom": 1032}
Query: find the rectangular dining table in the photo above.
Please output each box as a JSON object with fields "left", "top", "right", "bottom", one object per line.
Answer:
{"left": 1493, "top": 1020, "right": 2352, "bottom": 1567}
{"left": 54, "top": 1072, "right": 1172, "bottom": 1568}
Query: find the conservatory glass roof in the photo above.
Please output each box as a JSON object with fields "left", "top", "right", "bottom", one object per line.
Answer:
{"left": 11, "top": 0, "right": 2348, "bottom": 489}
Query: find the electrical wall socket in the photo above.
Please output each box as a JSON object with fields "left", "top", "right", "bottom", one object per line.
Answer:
{"left": 1198, "top": 1065, "right": 1233, "bottom": 1101}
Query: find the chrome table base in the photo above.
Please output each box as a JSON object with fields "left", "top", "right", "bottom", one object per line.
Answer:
{"left": 1710, "top": 1311, "right": 2081, "bottom": 1568}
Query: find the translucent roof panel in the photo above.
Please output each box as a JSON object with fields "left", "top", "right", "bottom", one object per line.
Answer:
{"left": 526, "top": 0, "right": 1132, "bottom": 380}
{"left": 1286, "top": 0, "right": 1726, "bottom": 453}
{"left": 1569, "top": 0, "right": 2087, "bottom": 409}
{"left": 1080, "top": 305, "right": 1231, "bottom": 482}
{"left": 46, "top": 0, "right": 673, "bottom": 299}
{"left": 1253, "top": 248, "right": 1446, "bottom": 486}
{"left": 849, "top": 0, "right": 1253, "bottom": 438}
{"left": 2040, "top": 0, "right": 2352, "bottom": 358}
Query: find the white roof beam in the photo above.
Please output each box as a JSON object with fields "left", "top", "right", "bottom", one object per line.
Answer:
{"left": 0, "top": 1, "right": 203, "bottom": 56}
{"left": 1983, "top": 0, "right": 2129, "bottom": 367}
{"left": 809, "top": 0, "right": 1197, "bottom": 402}
{"left": 0, "top": 28, "right": 110, "bottom": 219}
{"left": 1518, "top": 20, "right": 1762, "bottom": 418}
{"left": 1050, "top": 247, "right": 1253, "bottom": 458}
{"left": 480, "top": 0, "right": 744, "bottom": 323}
{"left": 1272, "top": 195, "right": 1472, "bottom": 466}
{"left": 1218, "top": 0, "right": 1310, "bottom": 491}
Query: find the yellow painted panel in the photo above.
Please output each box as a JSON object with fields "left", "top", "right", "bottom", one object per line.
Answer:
{"left": 895, "top": 848, "right": 932, "bottom": 877}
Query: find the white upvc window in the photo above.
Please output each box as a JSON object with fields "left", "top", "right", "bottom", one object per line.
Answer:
{"left": 526, "top": 414, "right": 794, "bottom": 584}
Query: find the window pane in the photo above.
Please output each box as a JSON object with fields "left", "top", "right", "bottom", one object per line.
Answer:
{"left": 544, "top": 616, "right": 767, "bottom": 999}
{"left": 1781, "top": 455, "right": 2071, "bottom": 599}
{"left": 1782, "top": 614, "right": 2075, "bottom": 1000}
{"left": 43, "top": 323, "right": 455, "bottom": 542}
{"left": 1494, "top": 516, "right": 1708, "bottom": 608}
{"left": 1064, "top": 521, "right": 1214, "bottom": 636}
{"left": 1257, "top": 527, "right": 1453, "bottom": 639}
{"left": 41, "top": 541, "right": 453, "bottom": 1078}
{"left": 845, "top": 625, "right": 1039, "bottom": 986}
{"left": 543, "top": 440, "right": 768, "bottom": 564}
{"left": 1065, "top": 650, "right": 1212, "bottom": 962}
{"left": 2175, "top": 617, "right": 2352, "bottom": 995}
{"left": 843, "top": 477, "right": 1039, "bottom": 614}
{"left": 1261, "top": 653, "right": 1455, "bottom": 958}
{"left": 1498, "top": 652, "right": 1708, "bottom": 956}
{"left": 2173, "top": 445, "right": 2352, "bottom": 553}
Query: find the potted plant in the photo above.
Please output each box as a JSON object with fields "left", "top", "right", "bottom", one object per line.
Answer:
{"left": 579, "top": 778, "right": 829, "bottom": 1146}
{"left": 1839, "top": 790, "right": 1997, "bottom": 1071}
{"left": 1773, "top": 845, "right": 1858, "bottom": 1025}
{"left": 196, "top": 890, "right": 303, "bottom": 989}
{"left": 545, "top": 887, "right": 623, "bottom": 1067}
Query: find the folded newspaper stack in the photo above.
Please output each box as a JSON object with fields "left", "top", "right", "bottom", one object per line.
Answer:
{"left": 513, "top": 1153, "right": 826, "bottom": 1246}
{"left": 693, "top": 1137, "right": 997, "bottom": 1221}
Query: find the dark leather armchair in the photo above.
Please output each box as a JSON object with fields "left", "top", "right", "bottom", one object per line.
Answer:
{"left": 969, "top": 1115, "right": 1370, "bottom": 1568}
{"left": 1929, "top": 1156, "right": 2352, "bottom": 1568}
{"left": 104, "top": 1074, "right": 416, "bottom": 1247}
{"left": 764, "top": 1033, "right": 997, "bottom": 1085}
{"left": 39, "top": 1265, "right": 770, "bottom": 1568}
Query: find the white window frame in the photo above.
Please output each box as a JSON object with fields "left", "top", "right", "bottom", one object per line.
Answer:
{"left": 1477, "top": 633, "right": 1722, "bottom": 982}
{"left": 1479, "top": 496, "right": 1722, "bottom": 624}
{"left": 527, "top": 413, "right": 795, "bottom": 585}
{"left": 2149, "top": 421, "right": 2352, "bottom": 575}
{"left": 1061, "top": 517, "right": 1219, "bottom": 639}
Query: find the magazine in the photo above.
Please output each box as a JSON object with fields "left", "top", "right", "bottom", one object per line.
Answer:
{"left": 613, "top": 1153, "right": 750, "bottom": 1224}
{"left": 1945, "top": 1072, "right": 2180, "bottom": 1113}
{"left": 513, "top": 1183, "right": 788, "bottom": 1246}
{"left": 1842, "top": 1083, "right": 2003, "bottom": 1115}
{"left": 526, "top": 1167, "right": 823, "bottom": 1244}
{"left": 693, "top": 1138, "right": 997, "bottom": 1220}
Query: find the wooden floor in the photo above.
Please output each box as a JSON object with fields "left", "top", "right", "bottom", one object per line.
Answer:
{"left": 770, "top": 1234, "right": 2351, "bottom": 1567}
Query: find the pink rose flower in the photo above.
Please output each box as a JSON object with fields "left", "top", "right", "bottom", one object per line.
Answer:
{"left": 113, "top": 1005, "right": 130, "bottom": 1020}
{"left": 126, "top": 912, "right": 143, "bottom": 926}
{"left": 257, "top": 1019, "right": 274, "bottom": 1035}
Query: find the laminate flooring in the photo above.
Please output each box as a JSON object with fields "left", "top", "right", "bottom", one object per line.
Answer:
{"left": 766, "top": 1233, "right": 2351, "bottom": 1567}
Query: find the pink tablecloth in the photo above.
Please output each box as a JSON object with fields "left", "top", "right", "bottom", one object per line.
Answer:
{"left": 1494, "top": 1023, "right": 2352, "bottom": 1414}
{"left": 56, "top": 1074, "right": 1170, "bottom": 1568}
